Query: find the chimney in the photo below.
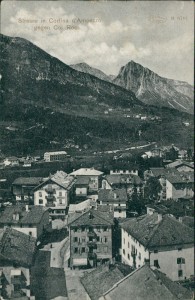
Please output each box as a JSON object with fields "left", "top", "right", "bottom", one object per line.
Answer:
{"left": 157, "top": 213, "right": 162, "bottom": 222}
{"left": 114, "top": 193, "right": 117, "bottom": 199}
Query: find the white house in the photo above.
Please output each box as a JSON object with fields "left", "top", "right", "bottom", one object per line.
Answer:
{"left": 44, "top": 151, "right": 67, "bottom": 162}
{"left": 33, "top": 171, "right": 75, "bottom": 220}
{"left": 121, "top": 212, "right": 194, "bottom": 281}
{"left": 70, "top": 168, "right": 103, "bottom": 192}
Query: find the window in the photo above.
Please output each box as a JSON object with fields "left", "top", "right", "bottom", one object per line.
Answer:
{"left": 178, "top": 247, "right": 182, "bottom": 251}
{"left": 128, "top": 242, "right": 130, "bottom": 248}
{"left": 81, "top": 247, "right": 85, "bottom": 253}
{"left": 39, "top": 192, "right": 42, "bottom": 197}
{"left": 59, "top": 199, "right": 62, "bottom": 204}
{"left": 74, "top": 228, "right": 78, "bottom": 232}
{"left": 82, "top": 237, "right": 85, "bottom": 243}
{"left": 96, "top": 236, "right": 100, "bottom": 242}
{"left": 81, "top": 227, "right": 85, "bottom": 232}
{"left": 123, "top": 249, "right": 125, "bottom": 255}
{"left": 104, "top": 247, "right": 108, "bottom": 253}
{"left": 138, "top": 252, "right": 141, "bottom": 260}
{"left": 59, "top": 191, "right": 62, "bottom": 196}
{"left": 103, "top": 227, "right": 108, "bottom": 231}
{"left": 74, "top": 237, "right": 78, "bottom": 242}
{"left": 178, "top": 270, "right": 183, "bottom": 277}
{"left": 154, "top": 250, "right": 158, "bottom": 253}
{"left": 39, "top": 199, "right": 43, "bottom": 204}
{"left": 74, "top": 247, "right": 78, "bottom": 253}
{"left": 89, "top": 237, "right": 93, "bottom": 242}
{"left": 104, "top": 237, "right": 108, "bottom": 243}
{"left": 177, "top": 258, "right": 185, "bottom": 264}
{"left": 154, "top": 260, "right": 159, "bottom": 268}
{"left": 123, "top": 238, "right": 125, "bottom": 244}
{"left": 128, "top": 254, "right": 130, "bottom": 260}
{"left": 29, "top": 232, "right": 32, "bottom": 236}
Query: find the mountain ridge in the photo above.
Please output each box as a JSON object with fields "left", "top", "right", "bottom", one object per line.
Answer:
{"left": 113, "top": 60, "right": 194, "bottom": 114}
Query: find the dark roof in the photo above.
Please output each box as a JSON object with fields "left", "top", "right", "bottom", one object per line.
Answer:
{"left": 166, "top": 160, "right": 194, "bottom": 169}
{"left": 69, "top": 208, "right": 114, "bottom": 227}
{"left": 105, "top": 174, "right": 142, "bottom": 186}
{"left": 75, "top": 176, "right": 90, "bottom": 185}
{"left": 12, "top": 177, "right": 43, "bottom": 186}
{"left": 166, "top": 172, "right": 194, "bottom": 184}
{"left": 121, "top": 213, "right": 194, "bottom": 249}
{"left": 102, "top": 265, "right": 193, "bottom": 300}
{"left": 80, "top": 265, "right": 125, "bottom": 300}
{"left": 180, "top": 216, "right": 194, "bottom": 229}
{"left": 149, "top": 168, "right": 171, "bottom": 178}
{"left": 98, "top": 188, "right": 128, "bottom": 203}
{"left": 0, "top": 205, "right": 49, "bottom": 225}
{"left": 31, "top": 266, "right": 68, "bottom": 300}
{"left": 0, "top": 228, "right": 36, "bottom": 267}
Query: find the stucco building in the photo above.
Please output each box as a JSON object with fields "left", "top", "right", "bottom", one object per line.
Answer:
{"left": 121, "top": 212, "right": 194, "bottom": 281}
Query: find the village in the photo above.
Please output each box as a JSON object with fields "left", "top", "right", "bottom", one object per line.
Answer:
{"left": 0, "top": 144, "right": 194, "bottom": 300}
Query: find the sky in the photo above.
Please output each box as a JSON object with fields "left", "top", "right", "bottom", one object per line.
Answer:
{"left": 1, "top": 1, "right": 194, "bottom": 84}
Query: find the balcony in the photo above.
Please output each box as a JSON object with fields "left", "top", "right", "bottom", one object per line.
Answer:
{"left": 88, "top": 252, "right": 97, "bottom": 260}
{"left": 45, "top": 188, "right": 56, "bottom": 194}
{"left": 87, "top": 231, "right": 97, "bottom": 238}
{"left": 46, "top": 194, "right": 55, "bottom": 201}
{"left": 87, "top": 241, "right": 97, "bottom": 248}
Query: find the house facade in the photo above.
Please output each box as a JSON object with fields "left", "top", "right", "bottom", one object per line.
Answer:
{"left": 33, "top": 171, "right": 75, "bottom": 220}
{"left": 12, "top": 177, "right": 43, "bottom": 202}
{"left": 70, "top": 168, "right": 103, "bottom": 192}
{"left": 98, "top": 188, "right": 128, "bottom": 218}
{"left": 0, "top": 228, "right": 36, "bottom": 299}
{"left": 0, "top": 205, "right": 50, "bottom": 239}
{"left": 121, "top": 213, "right": 194, "bottom": 281}
{"left": 166, "top": 172, "right": 194, "bottom": 200}
{"left": 44, "top": 151, "right": 67, "bottom": 162}
{"left": 69, "top": 208, "right": 114, "bottom": 268}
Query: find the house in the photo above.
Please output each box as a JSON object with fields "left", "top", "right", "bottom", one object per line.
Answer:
{"left": 74, "top": 176, "right": 90, "bottom": 198}
{"left": 143, "top": 147, "right": 164, "bottom": 158}
{"left": 166, "top": 172, "right": 194, "bottom": 200}
{"left": 44, "top": 151, "right": 67, "bottom": 162}
{"left": 68, "top": 208, "right": 114, "bottom": 268}
{"left": 0, "top": 228, "right": 36, "bottom": 299}
{"left": 99, "top": 264, "right": 193, "bottom": 300}
{"left": 3, "top": 157, "right": 19, "bottom": 167}
{"left": 0, "top": 205, "right": 50, "bottom": 239}
{"left": 33, "top": 171, "right": 76, "bottom": 220}
{"left": 12, "top": 177, "right": 43, "bottom": 202}
{"left": 121, "top": 213, "right": 194, "bottom": 281}
{"left": 68, "top": 199, "right": 95, "bottom": 215}
{"left": 165, "top": 160, "right": 194, "bottom": 172}
{"left": 98, "top": 188, "right": 128, "bottom": 218}
{"left": 70, "top": 168, "right": 103, "bottom": 192}
{"left": 102, "top": 174, "right": 142, "bottom": 195}
{"left": 110, "top": 169, "right": 138, "bottom": 176}
{"left": 31, "top": 249, "right": 68, "bottom": 300}
{"left": 80, "top": 264, "right": 132, "bottom": 300}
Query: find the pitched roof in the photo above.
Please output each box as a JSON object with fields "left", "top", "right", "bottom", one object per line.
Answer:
{"left": 0, "top": 228, "right": 36, "bottom": 267}
{"left": 80, "top": 265, "right": 125, "bottom": 300}
{"left": 102, "top": 265, "right": 193, "bottom": 300}
{"left": 31, "top": 266, "right": 68, "bottom": 300}
{"left": 70, "top": 168, "right": 103, "bottom": 176}
{"left": 33, "top": 171, "right": 75, "bottom": 191}
{"left": 166, "top": 172, "right": 194, "bottom": 184}
{"left": 68, "top": 199, "right": 91, "bottom": 214}
{"left": 0, "top": 205, "right": 48, "bottom": 225}
{"left": 121, "top": 213, "right": 194, "bottom": 249}
{"left": 105, "top": 174, "right": 142, "bottom": 186}
{"left": 12, "top": 177, "right": 43, "bottom": 186}
{"left": 98, "top": 188, "right": 128, "bottom": 203}
{"left": 75, "top": 176, "right": 90, "bottom": 185}
{"left": 166, "top": 160, "right": 194, "bottom": 169}
{"left": 149, "top": 168, "right": 172, "bottom": 178}
{"left": 69, "top": 208, "right": 114, "bottom": 227}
